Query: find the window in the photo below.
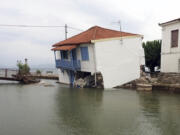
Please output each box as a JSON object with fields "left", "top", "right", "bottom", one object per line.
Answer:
{"left": 80, "top": 47, "right": 89, "bottom": 61}
{"left": 61, "top": 51, "right": 68, "bottom": 59}
{"left": 171, "top": 30, "right": 179, "bottom": 48}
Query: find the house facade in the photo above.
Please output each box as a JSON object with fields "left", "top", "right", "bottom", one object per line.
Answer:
{"left": 159, "top": 18, "right": 180, "bottom": 73}
{"left": 52, "top": 26, "right": 144, "bottom": 88}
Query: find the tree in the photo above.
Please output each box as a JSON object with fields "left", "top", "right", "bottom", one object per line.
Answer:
{"left": 36, "top": 69, "right": 41, "bottom": 75}
{"left": 17, "top": 60, "right": 30, "bottom": 75}
{"left": 142, "top": 40, "right": 161, "bottom": 72}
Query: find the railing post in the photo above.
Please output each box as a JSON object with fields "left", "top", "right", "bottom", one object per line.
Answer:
{"left": 70, "top": 50, "right": 74, "bottom": 70}
{"left": 5, "top": 69, "right": 7, "bottom": 78}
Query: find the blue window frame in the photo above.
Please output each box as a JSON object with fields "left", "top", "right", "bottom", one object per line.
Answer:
{"left": 80, "top": 47, "right": 89, "bottom": 61}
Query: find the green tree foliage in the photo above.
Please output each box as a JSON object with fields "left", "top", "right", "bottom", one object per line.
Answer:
{"left": 142, "top": 40, "right": 161, "bottom": 72}
{"left": 36, "top": 69, "right": 41, "bottom": 75}
{"left": 17, "top": 61, "right": 30, "bottom": 75}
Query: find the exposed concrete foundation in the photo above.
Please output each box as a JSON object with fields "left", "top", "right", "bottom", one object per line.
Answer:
{"left": 74, "top": 72, "right": 104, "bottom": 88}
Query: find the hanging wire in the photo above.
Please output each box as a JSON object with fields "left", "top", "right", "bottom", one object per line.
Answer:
{"left": 0, "top": 24, "right": 83, "bottom": 31}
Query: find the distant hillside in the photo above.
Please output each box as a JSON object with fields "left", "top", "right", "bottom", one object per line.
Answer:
{"left": 30, "top": 63, "right": 55, "bottom": 69}
{"left": 0, "top": 63, "right": 56, "bottom": 70}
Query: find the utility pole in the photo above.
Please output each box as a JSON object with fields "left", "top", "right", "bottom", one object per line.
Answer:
{"left": 65, "top": 24, "right": 68, "bottom": 39}
{"left": 117, "top": 20, "right": 123, "bottom": 44}
{"left": 117, "top": 20, "right": 122, "bottom": 32}
{"left": 112, "top": 20, "right": 123, "bottom": 44}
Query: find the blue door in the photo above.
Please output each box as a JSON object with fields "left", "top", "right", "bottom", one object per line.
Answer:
{"left": 72, "top": 49, "right": 77, "bottom": 60}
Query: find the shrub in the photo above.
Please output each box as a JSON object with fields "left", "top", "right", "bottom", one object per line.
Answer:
{"left": 17, "top": 61, "right": 30, "bottom": 75}
{"left": 36, "top": 69, "right": 41, "bottom": 75}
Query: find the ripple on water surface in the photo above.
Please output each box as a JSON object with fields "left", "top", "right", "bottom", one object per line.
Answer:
{"left": 0, "top": 81, "right": 180, "bottom": 135}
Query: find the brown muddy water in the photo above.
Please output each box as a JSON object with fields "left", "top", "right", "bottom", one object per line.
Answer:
{"left": 0, "top": 80, "right": 180, "bottom": 135}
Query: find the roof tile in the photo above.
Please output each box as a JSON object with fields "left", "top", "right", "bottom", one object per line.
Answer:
{"left": 52, "top": 26, "right": 140, "bottom": 47}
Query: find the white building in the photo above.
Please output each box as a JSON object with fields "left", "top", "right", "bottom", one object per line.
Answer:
{"left": 52, "top": 26, "right": 144, "bottom": 89}
{"left": 159, "top": 18, "right": 180, "bottom": 73}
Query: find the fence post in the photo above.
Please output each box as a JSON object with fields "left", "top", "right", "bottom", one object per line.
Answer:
{"left": 5, "top": 69, "right": 7, "bottom": 78}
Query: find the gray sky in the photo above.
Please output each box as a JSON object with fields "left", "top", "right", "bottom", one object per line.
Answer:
{"left": 0, "top": 0, "right": 179, "bottom": 68}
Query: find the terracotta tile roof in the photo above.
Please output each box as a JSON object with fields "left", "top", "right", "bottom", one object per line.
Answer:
{"left": 52, "top": 26, "right": 140, "bottom": 47}
{"left": 51, "top": 45, "right": 77, "bottom": 51}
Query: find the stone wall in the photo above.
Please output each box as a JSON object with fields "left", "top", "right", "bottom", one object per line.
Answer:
{"left": 118, "top": 72, "right": 180, "bottom": 92}
{"left": 157, "top": 72, "right": 180, "bottom": 84}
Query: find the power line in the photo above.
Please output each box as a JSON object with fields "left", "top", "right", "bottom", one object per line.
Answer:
{"left": 0, "top": 24, "right": 83, "bottom": 31}
{"left": 67, "top": 26, "right": 83, "bottom": 31}
{"left": 0, "top": 24, "right": 84, "bottom": 39}
{"left": 0, "top": 24, "right": 65, "bottom": 28}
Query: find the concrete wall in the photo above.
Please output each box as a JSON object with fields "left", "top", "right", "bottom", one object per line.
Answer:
{"left": 76, "top": 44, "right": 96, "bottom": 74}
{"left": 58, "top": 69, "right": 70, "bottom": 84}
{"left": 94, "top": 36, "right": 144, "bottom": 88}
{"left": 161, "top": 22, "right": 180, "bottom": 72}
{"left": 161, "top": 53, "right": 180, "bottom": 72}
{"left": 55, "top": 51, "right": 61, "bottom": 60}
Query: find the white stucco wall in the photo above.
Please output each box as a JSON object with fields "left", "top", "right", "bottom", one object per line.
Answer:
{"left": 58, "top": 69, "right": 70, "bottom": 84}
{"left": 76, "top": 44, "right": 96, "bottom": 74}
{"left": 94, "top": 36, "right": 144, "bottom": 89}
{"left": 161, "top": 53, "right": 180, "bottom": 72}
{"left": 55, "top": 51, "right": 61, "bottom": 59}
{"left": 161, "top": 22, "right": 180, "bottom": 73}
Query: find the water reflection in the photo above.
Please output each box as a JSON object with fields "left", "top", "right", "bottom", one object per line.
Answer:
{"left": 138, "top": 92, "right": 160, "bottom": 116}
{"left": 137, "top": 91, "right": 180, "bottom": 135}
{"left": 136, "top": 92, "right": 162, "bottom": 135}
{"left": 1, "top": 81, "right": 180, "bottom": 135}
{"left": 54, "top": 86, "right": 103, "bottom": 135}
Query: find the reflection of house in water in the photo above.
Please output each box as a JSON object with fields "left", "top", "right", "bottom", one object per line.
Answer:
{"left": 52, "top": 26, "right": 144, "bottom": 88}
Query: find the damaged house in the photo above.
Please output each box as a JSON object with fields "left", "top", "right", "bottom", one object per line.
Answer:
{"left": 52, "top": 26, "right": 145, "bottom": 89}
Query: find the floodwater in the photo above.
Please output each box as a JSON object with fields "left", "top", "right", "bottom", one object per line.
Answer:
{"left": 0, "top": 80, "right": 180, "bottom": 135}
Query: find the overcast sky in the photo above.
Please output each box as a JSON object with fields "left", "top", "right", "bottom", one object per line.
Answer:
{"left": 0, "top": 0, "right": 179, "bottom": 68}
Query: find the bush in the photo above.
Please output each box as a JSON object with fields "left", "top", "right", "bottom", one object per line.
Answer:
{"left": 36, "top": 69, "right": 41, "bottom": 75}
{"left": 17, "top": 61, "right": 30, "bottom": 75}
{"left": 142, "top": 40, "right": 161, "bottom": 72}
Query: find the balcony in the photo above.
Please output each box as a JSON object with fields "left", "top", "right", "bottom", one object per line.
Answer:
{"left": 56, "top": 59, "right": 81, "bottom": 71}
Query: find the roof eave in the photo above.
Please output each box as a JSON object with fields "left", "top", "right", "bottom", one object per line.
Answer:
{"left": 91, "top": 35, "right": 143, "bottom": 43}
{"left": 159, "top": 18, "right": 180, "bottom": 27}
{"left": 52, "top": 41, "right": 91, "bottom": 47}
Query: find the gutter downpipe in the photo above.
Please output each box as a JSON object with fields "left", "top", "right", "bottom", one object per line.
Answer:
{"left": 92, "top": 42, "right": 97, "bottom": 87}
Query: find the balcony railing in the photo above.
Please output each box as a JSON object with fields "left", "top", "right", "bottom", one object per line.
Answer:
{"left": 56, "top": 59, "right": 81, "bottom": 71}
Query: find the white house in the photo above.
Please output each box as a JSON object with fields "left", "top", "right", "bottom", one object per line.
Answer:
{"left": 52, "top": 26, "right": 145, "bottom": 89}
{"left": 159, "top": 18, "right": 180, "bottom": 73}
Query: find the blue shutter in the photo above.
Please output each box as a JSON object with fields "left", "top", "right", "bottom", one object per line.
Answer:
{"left": 80, "top": 47, "right": 89, "bottom": 61}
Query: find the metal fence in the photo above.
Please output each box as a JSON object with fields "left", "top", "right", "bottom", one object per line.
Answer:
{"left": 0, "top": 69, "right": 18, "bottom": 78}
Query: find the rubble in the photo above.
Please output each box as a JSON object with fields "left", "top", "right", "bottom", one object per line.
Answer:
{"left": 74, "top": 72, "right": 104, "bottom": 88}
{"left": 74, "top": 78, "right": 86, "bottom": 88}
